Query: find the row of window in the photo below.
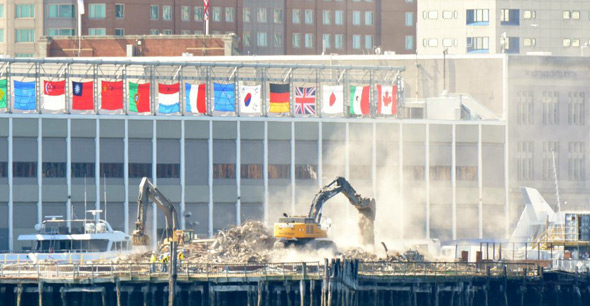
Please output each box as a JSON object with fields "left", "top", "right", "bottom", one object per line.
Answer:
{"left": 1, "top": 162, "right": 181, "bottom": 178}
{"left": 516, "top": 91, "right": 586, "bottom": 126}
{"left": 291, "top": 9, "right": 375, "bottom": 26}
{"left": 402, "top": 166, "right": 478, "bottom": 181}
{"left": 215, "top": 164, "right": 318, "bottom": 180}
{"left": 517, "top": 141, "right": 585, "bottom": 181}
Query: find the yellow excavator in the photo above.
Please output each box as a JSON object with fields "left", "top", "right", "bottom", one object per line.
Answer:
{"left": 131, "top": 177, "right": 194, "bottom": 248}
{"left": 273, "top": 176, "right": 376, "bottom": 250}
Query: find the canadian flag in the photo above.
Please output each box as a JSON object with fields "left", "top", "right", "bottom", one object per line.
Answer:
{"left": 377, "top": 85, "right": 397, "bottom": 115}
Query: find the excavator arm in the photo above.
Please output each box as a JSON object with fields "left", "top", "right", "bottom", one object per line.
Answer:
{"left": 308, "top": 176, "right": 376, "bottom": 246}
{"left": 131, "top": 177, "right": 179, "bottom": 246}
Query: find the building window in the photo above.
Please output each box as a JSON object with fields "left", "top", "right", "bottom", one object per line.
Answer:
{"left": 365, "top": 11, "right": 374, "bottom": 25}
{"left": 542, "top": 91, "right": 559, "bottom": 125}
{"left": 212, "top": 7, "right": 222, "bottom": 22}
{"left": 523, "top": 10, "right": 535, "bottom": 19}
{"left": 181, "top": 6, "right": 190, "bottom": 21}
{"left": 295, "top": 165, "right": 317, "bottom": 180}
{"left": 0, "top": 4, "right": 4, "bottom": 18}
{"left": 89, "top": 3, "right": 105, "bottom": 19}
{"left": 150, "top": 5, "right": 159, "bottom": 20}
{"left": 352, "top": 11, "right": 361, "bottom": 25}
{"left": 100, "top": 163, "right": 123, "bottom": 178}
{"left": 273, "top": 33, "right": 283, "bottom": 47}
{"left": 568, "top": 142, "right": 585, "bottom": 181}
{"left": 163, "top": 29, "right": 172, "bottom": 35}
{"left": 293, "top": 33, "right": 301, "bottom": 48}
{"left": 516, "top": 91, "right": 534, "bottom": 125}
{"left": 405, "top": 35, "right": 414, "bottom": 50}
{"left": 243, "top": 8, "right": 251, "bottom": 23}
{"left": 304, "top": 33, "right": 313, "bottom": 49}
{"left": 48, "top": 28, "right": 75, "bottom": 36}
{"left": 405, "top": 12, "right": 414, "bottom": 26}
{"left": 16, "top": 4, "right": 34, "bottom": 18}
{"left": 157, "top": 164, "right": 180, "bottom": 178}
{"left": 523, "top": 38, "right": 536, "bottom": 47}
{"left": 466, "top": 36, "right": 489, "bottom": 53}
{"left": 194, "top": 6, "right": 203, "bottom": 21}
{"left": 568, "top": 92, "right": 585, "bottom": 125}
{"left": 442, "top": 38, "right": 453, "bottom": 47}
{"left": 456, "top": 166, "right": 477, "bottom": 181}
{"left": 504, "top": 37, "right": 520, "bottom": 53}
{"left": 88, "top": 28, "right": 106, "bottom": 36}
{"left": 225, "top": 7, "right": 234, "bottom": 22}
{"left": 241, "top": 164, "right": 263, "bottom": 179}
{"left": 517, "top": 141, "right": 534, "bottom": 181}
{"left": 268, "top": 165, "right": 290, "bottom": 179}
{"left": 304, "top": 10, "right": 313, "bottom": 24}
{"left": 274, "top": 9, "right": 283, "bottom": 23}
{"left": 42, "top": 162, "right": 66, "bottom": 178}
{"left": 466, "top": 9, "right": 489, "bottom": 25}
{"left": 13, "top": 162, "right": 37, "bottom": 178}
{"left": 15, "top": 29, "right": 34, "bottom": 42}
{"left": 323, "top": 10, "right": 331, "bottom": 25}
{"left": 257, "top": 8, "right": 267, "bottom": 23}
{"left": 115, "top": 4, "right": 124, "bottom": 19}
{"left": 257, "top": 32, "right": 267, "bottom": 47}
{"left": 423, "top": 10, "right": 438, "bottom": 19}
{"left": 162, "top": 6, "right": 171, "bottom": 20}
{"left": 293, "top": 9, "right": 300, "bottom": 24}
{"left": 500, "top": 9, "right": 519, "bottom": 25}
{"left": 563, "top": 38, "right": 571, "bottom": 47}
{"left": 49, "top": 4, "right": 74, "bottom": 18}
{"left": 428, "top": 38, "right": 438, "bottom": 47}
{"left": 352, "top": 35, "right": 361, "bottom": 49}
{"left": 128, "top": 163, "right": 152, "bottom": 178}
{"left": 335, "top": 11, "right": 343, "bottom": 25}
{"left": 115, "top": 28, "right": 124, "bottom": 36}
{"left": 72, "top": 163, "right": 95, "bottom": 178}
{"left": 243, "top": 32, "right": 251, "bottom": 47}
{"left": 150, "top": 29, "right": 159, "bottom": 35}
{"left": 442, "top": 10, "right": 454, "bottom": 19}
{"left": 365, "top": 35, "right": 373, "bottom": 49}
{"left": 335, "top": 34, "right": 343, "bottom": 49}
{"left": 322, "top": 34, "right": 331, "bottom": 49}
{"left": 572, "top": 11, "right": 580, "bottom": 20}
{"left": 0, "top": 29, "right": 4, "bottom": 42}
{"left": 213, "top": 164, "right": 235, "bottom": 179}
{"left": 542, "top": 141, "right": 559, "bottom": 180}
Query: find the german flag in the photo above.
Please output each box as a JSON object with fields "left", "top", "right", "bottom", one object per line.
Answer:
{"left": 269, "top": 83, "right": 290, "bottom": 113}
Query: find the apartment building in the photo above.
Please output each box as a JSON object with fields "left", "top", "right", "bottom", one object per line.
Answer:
{"left": 0, "top": 0, "right": 417, "bottom": 57}
{"left": 418, "top": 0, "right": 590, "bottom": 56}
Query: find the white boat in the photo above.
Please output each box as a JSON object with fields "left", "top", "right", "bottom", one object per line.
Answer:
{"left": 12, "top": 210, "right": 131, "bottom": 263}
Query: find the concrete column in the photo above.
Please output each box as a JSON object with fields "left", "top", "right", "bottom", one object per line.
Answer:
{"left": 208, "top": 120, "right": 214, "bottom": 236}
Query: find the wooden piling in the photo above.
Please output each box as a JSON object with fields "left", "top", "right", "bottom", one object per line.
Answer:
{"left": 101, "top": 287, "right": 107, "bottom": 306}
{"left": 38, "top": 281, "right": 43, "bottom": 306}
{"left": 299, "top": 280, "right": 306, "bottom": 306}
{"left": 116, "top": 278, "right": 121, "bottom": 306}
{"left": 16, "top": 283, "right": 22, "bottom": 306}
{"left": 60, "top": 287, "right": 67, "bottom": 306}
{"left": 257, "top": 281, "right": 263, "bottom": 306}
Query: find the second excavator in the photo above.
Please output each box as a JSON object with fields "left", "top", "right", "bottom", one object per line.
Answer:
{"left": 273, "top": 176, "right": 376, "bottom": 251}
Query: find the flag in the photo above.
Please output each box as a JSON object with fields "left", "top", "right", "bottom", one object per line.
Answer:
{"left": 128, "top": 82, "right": 150, "bottom": 113}
{"left": 239, "top": 84, "right": 261, "bottom": 114}
{"left": 158, "top": 83, "right": 180, "bottom": 114}
{"left": 14, "top": 81, "right": 36, "bottom": 110}
{"left": 322, "top": 85, "right": 343, "bottom": 114}
{"left": 213, "top": 82, "right": 235, "bottom": 112}
{"left": 377, "top": 85, "right": 397, "bottom": 115}
{"left": 185, "top": 83, "right": 207, "bottom": 113}
{"left": 101, "top": 80, "right": 123, "bottom": 110}
{"left": 269, "top": 83, "right": 289, "bottom": 113}
{"left": 350, "top": 85, "right": 370, "bottom": 115}
{"left": 295, "top": 87, "right": 316, "bottom": 115}
{"left": 43, "top": 80, "right": 65, "bottom": 111}
{"left": 77, "top": 0, "right": 84, "bottom": 15}
{"left": 72, "top": 81, "right": 94, "bottom": 110}
{"left": 0, "top": 79, "right": 7, "bottom": 109}
{"left": 204, "top": 0, "right": 209, "bottom": 21}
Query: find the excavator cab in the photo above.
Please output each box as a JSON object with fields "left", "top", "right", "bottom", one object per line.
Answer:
{"left": 273, "top": 216, "right": 327, "bottom": 239}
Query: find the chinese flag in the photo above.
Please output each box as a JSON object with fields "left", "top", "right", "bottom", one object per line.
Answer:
{"left": 101, "top": 80, "right": 123, "bottom": 110}
{"left": 72, "top": 81, "right": 94, "bottom": 110}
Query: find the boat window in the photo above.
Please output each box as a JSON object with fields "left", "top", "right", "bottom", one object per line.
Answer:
{"left": 88, "top": 239, "right": 109, "bottom": 251}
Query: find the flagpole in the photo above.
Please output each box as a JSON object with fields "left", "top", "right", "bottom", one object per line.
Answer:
{"left": 77, "top": 0, "right": 84, "bottom": 57}
{"left": 204, "top": 0, "right": 209, "bottom": 35}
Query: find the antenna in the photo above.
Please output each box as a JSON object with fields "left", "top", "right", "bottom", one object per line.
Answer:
{"left": 103, "top": 174, "right": 107, "bottom": 223}
{"left": 552, "top": 150, "right": 562, "bottom": 213}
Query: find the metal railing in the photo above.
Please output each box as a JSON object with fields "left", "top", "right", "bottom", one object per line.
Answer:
{"left": 552, "top": 259, "right": 590, "bottom": 273}
{"left": 0, "top": 261, "right": 325, "bottom": 281}
{"left": 358, "top": 261, "right": 539, "bottom": 278}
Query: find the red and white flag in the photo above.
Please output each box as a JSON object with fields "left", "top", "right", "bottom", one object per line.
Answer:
{"left": 204, "top": 0, "right": 209, "bottom": 21}
{"left": 322, "top": 85, "right": 343, "bottom": 114}
{"left": 350, "top": 85, "right": 370, "bottom": 115}
{"left": 377, "top": 85, "right": 397, "bottom": 115}
{"left": 43, "top": 80, "right": 66, "bottom": 111}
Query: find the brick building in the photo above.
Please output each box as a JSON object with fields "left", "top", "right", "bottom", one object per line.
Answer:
{"left": 0, "top": 0, "right": 416, "bottom": 57}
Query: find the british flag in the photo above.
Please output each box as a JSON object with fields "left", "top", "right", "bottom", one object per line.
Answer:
{"left": 295, "top": 86, "right": 316, "bottom": 115}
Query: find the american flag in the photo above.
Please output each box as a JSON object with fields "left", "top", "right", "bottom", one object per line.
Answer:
{"left": 295, "top": 87, "right": 316, "bottom": 115}
{"left": 203, "top": 0, "right": 209, "bottom": 21}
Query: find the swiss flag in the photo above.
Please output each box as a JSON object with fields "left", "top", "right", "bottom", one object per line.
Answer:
{"left": 72, "top": 81, "right": 94, "bottom": 110}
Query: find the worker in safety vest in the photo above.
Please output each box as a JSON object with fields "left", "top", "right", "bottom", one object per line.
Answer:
{"left": 150, "top": 252, "right": 157, "bottom": 273}
{"left": 161, "top": 253, "right": 169, "bottom": 272}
